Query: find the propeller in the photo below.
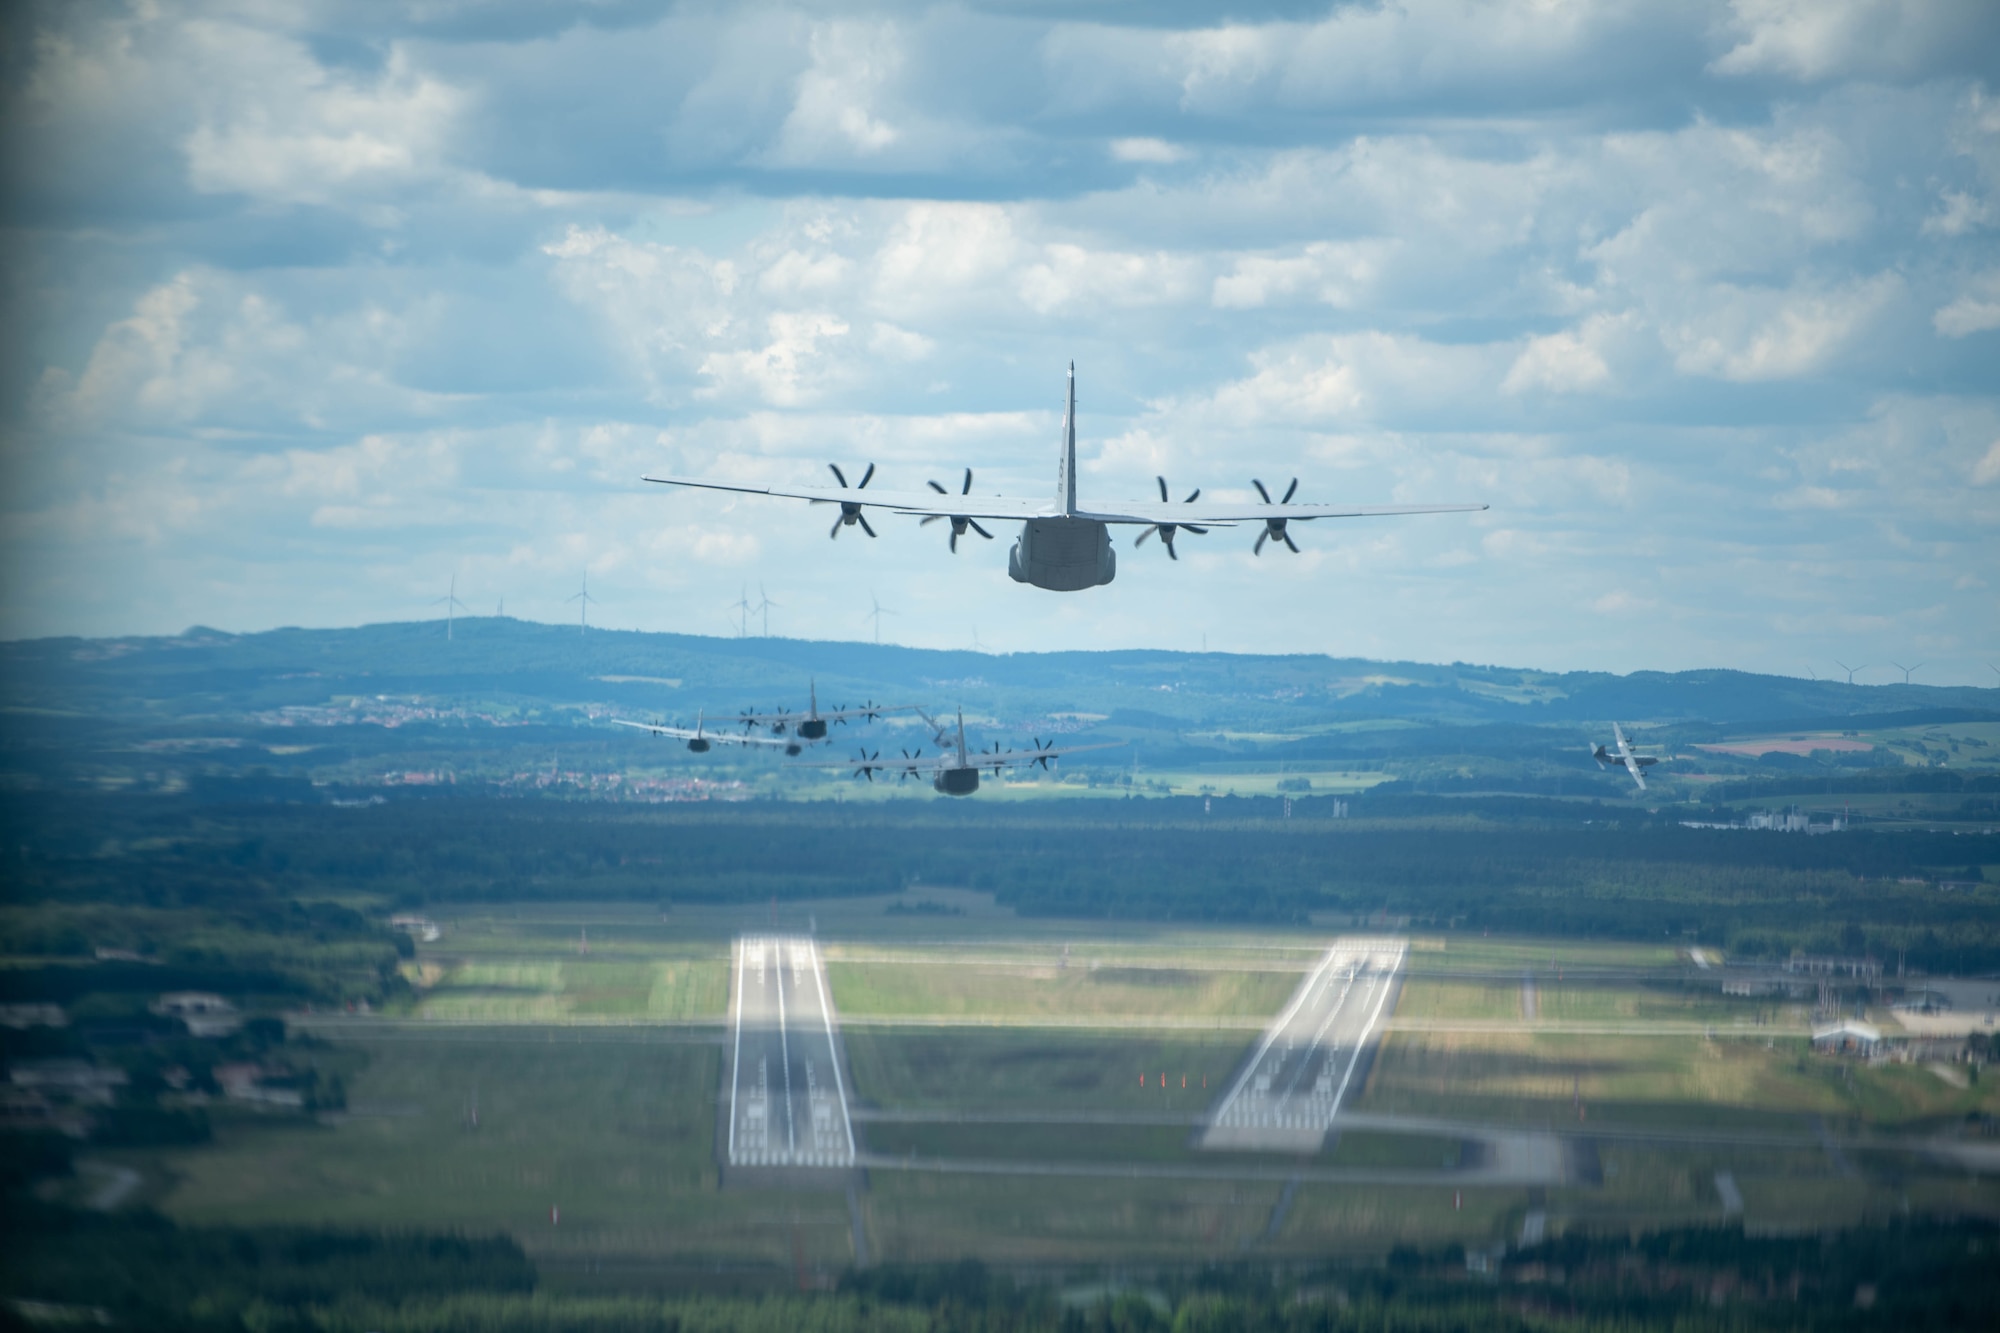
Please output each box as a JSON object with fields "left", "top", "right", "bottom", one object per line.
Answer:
{"left": 1029, "top": 737, "right": 1058, "bottom": 770}
{"left": 1252, "top": 477, "right": 1301, "bottom": 554}
{"left": 983, "top": 740, "right": 1010, "bottom": 776}
{"left": 822, "top": 463, "right": 878, "bottom": 539}
{"left": 898, "top": 747, "right": 924, "bottom": 781}
{"left": 1133, "top": 475, "right": 1209, "bottom": 560}
{"left": 850, "top": 749, "right": 884, "bottom": 782}
{"left": 921, "top": 468, "right": 995, "bottom": 553}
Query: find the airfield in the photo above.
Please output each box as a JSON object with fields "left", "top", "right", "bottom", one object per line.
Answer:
{"left": 98, "top": 891, "right": 2000, "bottom": 1285}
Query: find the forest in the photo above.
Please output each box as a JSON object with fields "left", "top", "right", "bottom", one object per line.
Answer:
{"left": 3, "top": 790, "right": 1996, "bottom": 1007}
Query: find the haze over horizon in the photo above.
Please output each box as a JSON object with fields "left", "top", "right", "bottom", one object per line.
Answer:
{"left": 3, "top": 1, "right": 1997, "bottom": 682}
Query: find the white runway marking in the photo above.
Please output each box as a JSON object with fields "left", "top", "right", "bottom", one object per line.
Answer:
{"left": 726, "top": 934, "right": 856, "bottom": 1169}
{"left": 1203, "top": 937, "right": 1406, "bottom": 1152}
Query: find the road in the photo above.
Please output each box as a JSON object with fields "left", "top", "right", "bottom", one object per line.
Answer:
{"left": 1202, "top": 937, "right": 1406, "bottom": 1152}
{"left": 727, "top": 935, "right": 856, "bottom": 1169}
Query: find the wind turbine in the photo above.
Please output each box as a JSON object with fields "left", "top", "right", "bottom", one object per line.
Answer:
{"left": 431, "top": 575, "right": 469, "bottom": 640}
{"left": 755, "top": 583, "right": 779, "bottom": 637}
{"left": 863, "top": 592, "right": 896, "bottom": 644}
{"left": 1890, "top": 661, "right": 1924, "bottom": 684}
{"left": 1835, "top": 660, "right": 1867, "bottom": 684}
{"left": 566, "top": 573, "right": 598, "bottom": 634}
{"left": 729, "top": 586, "right": 753, "bottom": 637}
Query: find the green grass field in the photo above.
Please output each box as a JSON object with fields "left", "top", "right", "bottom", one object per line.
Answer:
{"left": 845, "top": 1028, "right": 1253, "bottom": 1113}
{"left": 415, "top": 958, "right": 728, "bottom": 1022}
{"left": 828, "top": 957, "right": 1298, "bottom": 1023}
{"left": 1361, "top": 1028, "right": 2000, "bottom": 1130}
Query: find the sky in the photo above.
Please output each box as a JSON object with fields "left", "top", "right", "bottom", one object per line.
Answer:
{"left": 2, "top": 0, "right": 1997, "bottom": 682}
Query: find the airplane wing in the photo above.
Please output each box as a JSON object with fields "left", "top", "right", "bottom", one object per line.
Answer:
{"left": 1629, "top": 763, "right": 1647, "bottom": 791}
{"left": 803, "top": 740, "right": 1125, "bottom": 777}
{"left": 1074, "top": 501, "right": 1486, "bottom": 526}
{"left": 643, "top": 474, "right": 1056, "bottom": 522}
{"left": 733, "top": 704, "right": 921, "bottom": 726}
{"left": 646, "top": 475, "right": 1482, "bottom": 526}
{"left": 611, "top": 720, "right": 798, "bottom": 749}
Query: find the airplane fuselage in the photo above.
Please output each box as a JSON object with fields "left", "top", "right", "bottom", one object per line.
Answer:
{"left": 935, "top": 766, "right": 980, "bottom": 796}
{"left": 687, "top": 737, "right": 711, "bottom": 753}
{"left": 1007, "top": 518, "right": 1116, "bottom": 591}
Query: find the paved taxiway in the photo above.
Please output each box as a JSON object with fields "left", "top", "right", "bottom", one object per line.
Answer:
{"left": 1203, "top": 937, "right": 1406, "bottom": 1152}
{"left": 727, "top": 935, "right": 856, "bottom": 1169}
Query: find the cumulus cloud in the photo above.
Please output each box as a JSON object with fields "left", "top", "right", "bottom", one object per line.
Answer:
{"left": 1933, "top": 270, "right": 2000, "bottom": 337}
{"left": 1109, "top": 137, "right": 1187, "bottom": 164}
{"left": 768, "top": 20, "right": 905, "bottom": 163}
{"left": 1709, "top": 0, "right": 1999, "bottom": 83}
{"left": 1665, "top": 274, "right": 1902, "bottom": 381}
{"left": 182, "top": 31, "right": 463, "bottom": 210}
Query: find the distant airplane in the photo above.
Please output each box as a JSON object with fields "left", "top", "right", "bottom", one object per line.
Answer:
{"left": 644, "top": 365, "right": 1485, "bottom": 592}
{"left": 613, "top": 711, "right": 811, "bottom": 756}
{"left": 733, "top": 680, "right": 915, "bottom": 740}
{"left": 1592, "top": 722, "right": 1661, "bottom": 791}
{"left": 811, "top": 708, "right": 1122, "bottom": 796}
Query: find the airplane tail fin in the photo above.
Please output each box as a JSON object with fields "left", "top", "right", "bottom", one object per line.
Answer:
{"left": 956, "top": 708, "right": 969, "bottom": 765}
{"left": 1056, "top": 363, "right": 1077, "bottom": 515}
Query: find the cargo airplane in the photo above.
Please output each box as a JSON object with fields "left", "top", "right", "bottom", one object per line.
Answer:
{"left": 1592, "top": 722, "right": 1662, "bottom": 791}
{"left": 644, "top": 365, "right": 1485, "bottom": 591}
{"left": 813, "top": 709, "right": 1121, "bottom": 796}
{"left": 614, "top": 711, "right": 812, "bottom": 756}
{"left": 732, "top": 680, "right": 915, "bottom": 740}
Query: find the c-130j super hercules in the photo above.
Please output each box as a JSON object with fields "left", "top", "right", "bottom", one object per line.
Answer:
{"left": 644, "top": 365, "right": 1486, "bottom": 591}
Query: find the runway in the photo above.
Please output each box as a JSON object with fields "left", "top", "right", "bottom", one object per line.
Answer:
{"left": 1202, "top": 936, "right": 1406, "bottom": 1152}
{"left": 726, "top": 935, "right": 856, "bottom": 1170}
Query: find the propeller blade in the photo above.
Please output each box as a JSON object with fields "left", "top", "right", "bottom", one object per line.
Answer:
{"left": 961, "top": 467, "right": 973, "bottom": 495}
{"left": 1184, "top": 488, "right": 1201, "bottom": 504}
{"left": 927, "top": 480, "right": 948, "bottom": 494}
{"left": 1254, "top": 530, "right": 1269, "bottom": 555}
{"left": 1283, "top": 531, "right": 1300, "bottom": 553}
{"left": 968, "top": 519, "right": 992, "bottom": 539}
{"left": 921, "top": 514, "right": 942, "bottom": 525}
{"left": 1156, "top": 475, "right": 1169, "bottom": 502}
{"left": 859, "top": 462, "right": 875, "bottom": 488}
{"left": 1282, "top": 477, "right": 1299, "bottom": 503}
{"left": 1135, "top": 527, "right": 1153, "bottom": 547}
{"left": 1164, "top": 532, "right": 1178, "bottom": 561}
{"left": 1184, "top": 524, "right": 1208, "bottom": 535}
{"left": 829, "top": 514, "right": 844, "bottom": 540}
{"left": 949, "top": 529, "right": 958, "bottom": 553}
{"left": 857, "top": 513, "right": 877, "bottom": 538}
{"left": 1253, "top": 478, "right": 1272, "bottom": 504}
{"left": 829, "top": 463, "right": 848, "bottom": 487}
